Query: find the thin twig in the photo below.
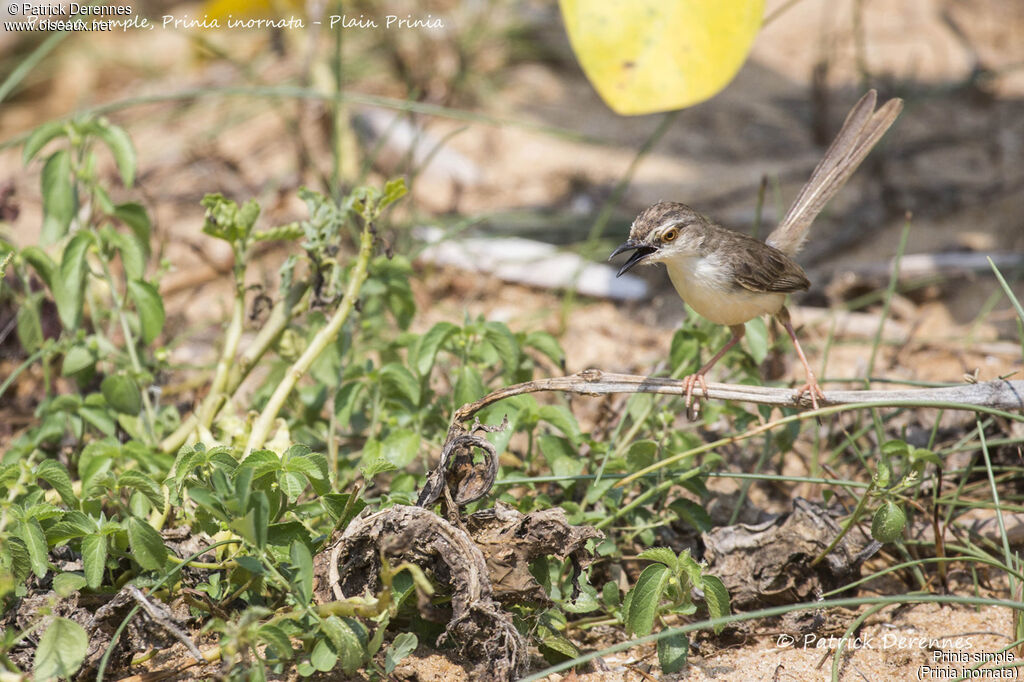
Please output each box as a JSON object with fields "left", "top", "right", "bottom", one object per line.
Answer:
{"left": 452, "top": 369, "right": 1024, "bottom": 423}
{"left": 127, "top": 585, "right": 205, "bottom": 664}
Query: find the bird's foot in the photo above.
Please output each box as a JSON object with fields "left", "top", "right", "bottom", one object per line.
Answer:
{"left": 794, "top": 377, "right": 826, "bottom": 410}
{"left": 681, "top": 373, "right": 709, "bottom": 409}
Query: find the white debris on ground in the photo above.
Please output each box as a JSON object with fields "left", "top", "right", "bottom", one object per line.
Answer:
{"left": 415, "top": 226, "right": 648, "bottom": 301}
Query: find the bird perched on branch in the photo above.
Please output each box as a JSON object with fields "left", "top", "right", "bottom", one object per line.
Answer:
{"left": 610, "top": 90, "right": 903, "bottom": 410}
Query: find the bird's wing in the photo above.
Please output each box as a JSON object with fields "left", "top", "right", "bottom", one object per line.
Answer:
{"left": 732, "top": 246, "right": 810, "bottom": 293}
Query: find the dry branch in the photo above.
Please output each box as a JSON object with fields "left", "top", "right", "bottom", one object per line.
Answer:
{"left": 453, "top": 369, "right": 1024, "bottom": 422}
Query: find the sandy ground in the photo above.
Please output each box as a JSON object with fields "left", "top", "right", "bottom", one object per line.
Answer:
{"left": 2, "top": 0, "right": 1024, "bottom": 679}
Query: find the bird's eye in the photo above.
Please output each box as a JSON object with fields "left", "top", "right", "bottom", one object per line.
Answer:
{"left": 661, "top": 228, "right": 678, "bottom": 243}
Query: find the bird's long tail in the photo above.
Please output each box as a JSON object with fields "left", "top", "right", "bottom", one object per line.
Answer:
{"left": 766, "top": 90, "right": 903, "bottom": 257}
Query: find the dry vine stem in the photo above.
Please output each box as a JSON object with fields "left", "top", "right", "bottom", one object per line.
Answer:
{"left": 452, "top": 369, "right": 1024, "bottom": 422}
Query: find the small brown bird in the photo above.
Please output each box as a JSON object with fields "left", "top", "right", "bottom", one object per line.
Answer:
{"left": 611, "top": 91, "right": 903, "bottom": 410}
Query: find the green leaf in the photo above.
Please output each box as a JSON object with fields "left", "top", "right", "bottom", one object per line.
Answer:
{"left": 16, "top": 295, "right": 43, "bottom": 352}
{"left": 537, "top": 404, "right": 581, "bottom": 444}
{"left": 669, "top": 498, "right": 712, "bottom": 533}
{"left": 266, "top": 521, "right": 307, "bottom": 547}
{"left": 34, "top": 617, "right": 88, "bottom": 680}
{"left": 101, "top": 373, "right": 142, "bottom": 415}
{"left": 201, "top": 194, "right": 259, "bottom": 245}
{"left": 320, "top": 616, "right": 366, "bottom": 674}
{"left": 381, "top": 177, "right": 407, "bottom": 209}
{"left": 483, "top": 322, "right": 519, "bottom": 376}
{"left": 625, "top": 439, "right": 658, "bottom": 470}
{"left": 20, "top": 245, "right": 57, "bottom": 288}
{"left": 258, "top": 624, "right": 294, "bottom": 660}
{"left": 230, "top": 492, "right": 269, "bottom": 549}
{"left": 677, "top": 550, "right": 701, "bottom": 585}
{"left": 278, "top": 470, "right": 307, "bottom": 502}
{"left": 25, "top": 502, "right": 63, "bottom": 522}
{"left": 564, "top": 582, "right": 601, "bottom": 614}
{"left": 453, "top": 365, "right": 484, "bottom": 406}
{"left": 637, "top": 547, "right": 679, "bottom": 571}
{"left": 95, "top": 120, "right": 136, "bottom": 187}
{"left": 54, "top": 230, "right": 93, "bottom": 329}
{"left": 384, "top": 632, "right": 418, "bottom": 675}
{"left": 321, "top": 493, "right": 365, "bottom": 528}
{"left": 113, "top": 202, "right": 151, "bottom": 250}
{"left": 23, "top": 120, "right": 66, "bottom": 164}
{"left": 657, "top": 631, "right": 689, "bottom": 674}
{"left": 382, "top": 429, "right": 420, "bottom": 469}
{"left": 602, "top": 581, "right": 620, "bottom": 608}
{"left": 126, "top": 517, "right": 167, "bottom": 571}
{"left": 310, "top": 639, "right": 337, "bottom": 672}
{"left": 79, "top": 406, "right": 116, "bottom": 437}
{"left": 8, "top": 537, "right": 31, "bottom": 581}
{"left": 744, "top": 316, "right": 768, "bottom": 365}
{"left": 237, "top": 449, "right": 282, "bottom": 481}
{"left": 701, "top": 574, "right": 730, "bottom": 634}
{"left": 538, "top": 633, "right": 580, "bottom": 663}
{"left": 289, "top": 541, "right": 314, "bottom": 604}
{"left": 880, "top": 439, "right": 911, "bottom": 458}
{"left": 53, "top": 572, "right": 88, "bottom": 597}
{"left": 380, "top": 363, "right": 420, "bottom": 406}
{"left": 524, "top": 330, "right": 565, "bottom": 366}
{"left": 81, "top": 534, "right": 107, "bottom": 588}
{"left": 539, "top": 435, "right": 583, "bottom": 478}
{"left": 359, "top": 439, "right": 397, "bottom": 478}
{"left": 40, "top": 150, "right": 75, "bottom": 244}
{"left": 118, "top": 470, "right": 164, "bottom": 509}
{"left": 127, "top": 279, "right": 165, "bottom": 345}
{"left": 61, "top": 344, "right": 96, "bottom": 379}
{"left": 18, "top": 518, "right": 48, "bottom": 579}
{"left": 36, "top": 459, "right": 77, "bottom": 506}
{"left": 46, "top": 512, "right": 96, "bottom": 544}
{"left": 415, "top": 321, "right": 457, "bottom": 376}
{"left": 284, "top": 455, "right": 324, "bottom": 482}
{"left": 910, "top": 447, "right": 943, "bottom": 468}
{"left": 100, "top": 225, "right": 144, "bottom": 280}
{"left": 625, "top": 563, "right": 670, "bottom": 636}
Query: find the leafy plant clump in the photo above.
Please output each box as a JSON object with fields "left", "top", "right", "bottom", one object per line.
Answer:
{"left": 0, "top": 117, "right": 738, "bottom": 680}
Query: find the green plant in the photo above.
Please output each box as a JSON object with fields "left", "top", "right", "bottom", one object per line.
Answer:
{"left": 618, "top": 547, "right": 729, "bottom": 673}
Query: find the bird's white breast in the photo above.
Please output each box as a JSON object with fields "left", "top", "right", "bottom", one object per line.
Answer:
{"left": 664, "top": 253, "right": 786, "bottom": 326}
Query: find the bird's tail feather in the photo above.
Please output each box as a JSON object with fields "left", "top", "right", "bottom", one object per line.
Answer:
{"left": 766, "top": 90, "right": 903, "bottom": 256}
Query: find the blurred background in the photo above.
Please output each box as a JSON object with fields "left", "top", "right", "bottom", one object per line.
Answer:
{"left": 2, "top": 0, "right": 1023, "bottom": 386}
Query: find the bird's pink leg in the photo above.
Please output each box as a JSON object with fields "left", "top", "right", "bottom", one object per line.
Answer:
{"left": 682, "top": 325, "right": 745, "bottom": 408}
{"left": 777, "top": 307, "right": 825, "bottom": 409}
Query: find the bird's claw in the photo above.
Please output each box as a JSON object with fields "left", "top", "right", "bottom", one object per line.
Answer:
{"left": 794, "top": 378, "right": 826, "bottom": 410}
{"left": 681, "top": 373, "right": 708, "bottom": 409}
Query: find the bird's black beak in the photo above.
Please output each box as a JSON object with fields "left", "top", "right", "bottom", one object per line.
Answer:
{"left": 609, "top": 239, "right": 658, "bottom": 277}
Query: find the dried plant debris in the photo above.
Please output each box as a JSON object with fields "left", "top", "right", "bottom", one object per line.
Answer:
{"left": 464, "top": 502, "right": 603, "bottom": 603}
{"left": 417, "top": 419, "right": 506, "bottom": 511}
{"left": 2, "top": 584, "right": 196, "bottom": 680}
{"left": 702, "top": 498, "right": 868, "bottom": 612}
{"left": 316, "top": 502, "right": 602, "bottom": 681}
{"left": 317, "top": 505, "right": 527, "bottom": 681}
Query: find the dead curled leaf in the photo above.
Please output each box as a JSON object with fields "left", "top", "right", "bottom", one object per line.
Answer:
{"left": 416, "top": 418, "right": 506, "bottom": 509}
{"left": 465, "top": 503, "right": 604, "bottom": 603}
{"left": 701, "top": 498, "right": 867, "bottom": 612}
{"left": 315, "top": 503, "right": 602, "bottom": 679}
{"left": 316, "top": 504, "right": 527, "bottom": 681}
{"left": 312, "top": 417, "right": 602, "bottom": 679}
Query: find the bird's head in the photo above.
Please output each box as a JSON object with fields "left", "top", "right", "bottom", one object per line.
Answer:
{"left": 609, "top": 202, "right": 706, "bottom": 276}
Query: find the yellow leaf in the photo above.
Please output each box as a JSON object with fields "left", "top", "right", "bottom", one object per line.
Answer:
{"left": 559, "top": 0, "right": 764, "bottom": 115}
{"left": 201, "top": 0, "right": 304, "bottom": 22}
